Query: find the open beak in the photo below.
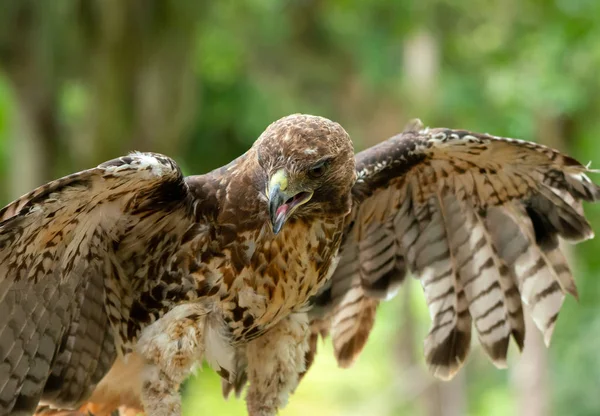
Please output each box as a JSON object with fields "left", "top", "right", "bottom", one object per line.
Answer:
{"left": 267, "top": 170, "right": 313, "bottom": 234}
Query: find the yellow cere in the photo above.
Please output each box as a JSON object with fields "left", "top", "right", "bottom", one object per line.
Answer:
{"left": 270, "top": 169, "right": 288, "bottom": 191}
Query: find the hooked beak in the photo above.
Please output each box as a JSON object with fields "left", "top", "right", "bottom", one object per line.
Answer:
{"left": 267, "top": 170, "right": 313, "bottom": 235}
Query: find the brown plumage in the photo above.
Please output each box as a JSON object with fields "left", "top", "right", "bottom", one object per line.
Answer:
{"left": 314, "top": 119, "right": 598, "bottom": 381}
{"left": 0, "top": 115, "right": 597, "bottom": 416}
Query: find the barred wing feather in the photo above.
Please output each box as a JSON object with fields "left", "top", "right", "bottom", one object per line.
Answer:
{"left": 0, "top": 153, "right": 196, "bottom": 414}
{"left": 324, "top": 121, "right": 598, "bottom": 380}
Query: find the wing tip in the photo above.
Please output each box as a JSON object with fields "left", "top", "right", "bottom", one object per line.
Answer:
{"left": 481, "top": 337, "right": 510, "bottom": 369}
{"left": 428, "top": 364, "right": 461, "bottom": 382}
{"left": 426, "top": 333, "right": 518, "bottom": 379}
{"left": 542, "top": 319, "right": 558, "bottom": 348}
{"left": 336, "top": 352, "right": 360, "bottom": 369}
{"left": 334, "top": 333, "right": 370, "bottom": 369}
{"left": 332, "top": 298, "right": 378, "bottom": 369}
{"left": 425, "top": 327, "right": 471, "bottom": 381}
{"left": 512, "top": 328, "right": 525, "bottom": 352}
{"left": 560, "top": 279, "right": 580, "bottom": 302}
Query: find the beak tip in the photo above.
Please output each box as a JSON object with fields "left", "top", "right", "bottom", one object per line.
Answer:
{"left": 268, "top": 182, "right": 286, "bottom": 235}
{"left": 271, "top": 213, "right": 284, "bottom": 235}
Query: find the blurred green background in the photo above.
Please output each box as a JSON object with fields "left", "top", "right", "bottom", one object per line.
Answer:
{"left": 1, "top": 1, "right": 600, "bottom": 415}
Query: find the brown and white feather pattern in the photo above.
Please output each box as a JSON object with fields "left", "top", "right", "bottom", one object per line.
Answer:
{"left": 1, "top": 114, "right": 599, "bottom": 415}
{"left": 324, "top": 219, "right": 405, "bottom": 367}
{"left": 323, "top": 122, "right": 599, "bottom": 380}
{"left": 0, "top": 153, "right": 198, "bottom": 415}
{"left": 1, "top": 114, "right": 358, "bottom": 416}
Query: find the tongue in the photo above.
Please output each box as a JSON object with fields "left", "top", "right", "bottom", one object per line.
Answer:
{"left": 276, "top": 204, "right": 289, "bottom": 220}
{"left": 272, "top": 203, "right": 290, "bottom": 235}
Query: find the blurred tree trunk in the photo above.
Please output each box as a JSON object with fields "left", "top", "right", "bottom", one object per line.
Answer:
{"left": 8, "top": 102, "right": 54, "bottom": 197}
{"left": 74, "top": 0, "right": 200, "bottom": 167}
{"left": 0, "top": 1, "right": 62, "bottom": 196}
{"left": 403, "top": 30, "right": 439, "bottom": 114}
{"left": 513, "top": 314, "right": 548, "bottom": 416}
{"left": 0, "top": 0, "right": 202, "bottom": 189}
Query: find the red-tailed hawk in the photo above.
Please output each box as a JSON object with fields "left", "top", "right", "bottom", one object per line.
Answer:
{"left": 0, "top": 115, "right": 597, "bottom": 416}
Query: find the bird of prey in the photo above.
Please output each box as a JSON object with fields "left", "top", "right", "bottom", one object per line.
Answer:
{"left": 0, "top": 114, "right": 597, "bottom": 416}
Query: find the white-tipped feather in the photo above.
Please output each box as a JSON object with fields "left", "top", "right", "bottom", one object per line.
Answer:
{"left": 323, "top": 126, "right": 598, "bottom": 382}
{"left": 489, "top": 204, "right": 574, "bottom": 345}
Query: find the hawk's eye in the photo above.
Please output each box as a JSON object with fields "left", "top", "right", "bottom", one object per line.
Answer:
{"left": 308, "top": 160, "right": 329, "bottom": 179}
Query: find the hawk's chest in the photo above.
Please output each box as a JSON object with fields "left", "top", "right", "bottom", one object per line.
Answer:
{"left": 217, "top": 218, "right": 344, "bottom": 341}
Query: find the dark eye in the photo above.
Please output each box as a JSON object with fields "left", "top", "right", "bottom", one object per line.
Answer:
{"left": 308, "top": 161, "right": 329, "bottom": 178}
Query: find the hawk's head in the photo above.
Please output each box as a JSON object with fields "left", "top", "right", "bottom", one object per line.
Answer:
{"left": 254, "top": 114, "right": 356, "bottom": 234}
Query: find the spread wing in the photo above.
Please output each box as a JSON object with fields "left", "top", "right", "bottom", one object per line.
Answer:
{"left": 319, "top": 121, "right": 599, "bottom": 380}
{"left": 0, "top": 153, "right": 200, "bottom": 414}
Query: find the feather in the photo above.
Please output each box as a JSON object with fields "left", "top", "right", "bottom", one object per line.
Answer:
{"left": 340, "top": 125, "right": 599, "bottom": 380}
{"left": 221, "top": 348, "right": 247, "bottom": 400}
{"left": 393, "top": 190, "right": 473, "bottom": 379}
{"left": 359, "top": 222, "right": 405, "bottom": 300}
{"left": 331, "top": 284, "right": 378, "bottom": 368}
{"left": 486, "top": 204, "right": 577, "bottom": 345}
{"left": 204, "top": 317, "right": 235, "bottom": 383}
{"left": 0, "top": 153, "right": 197, "bottom": 414}
{"left": 326, "top": 210, "right": 404, "bottom": 368}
